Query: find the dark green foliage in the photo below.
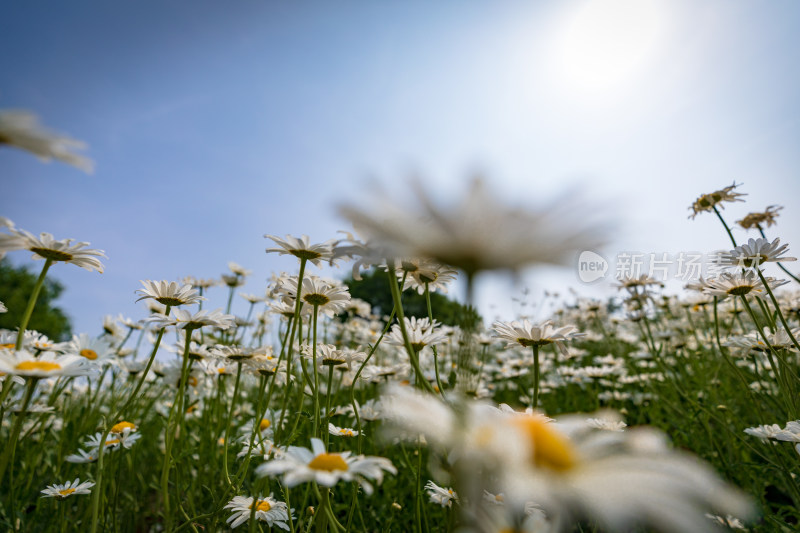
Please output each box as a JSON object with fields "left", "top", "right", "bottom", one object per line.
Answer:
{"left": 344, "top": 268, "right": 476, "bottom": 326}
{"left": 0, "top": 259, "right": 72, "bottom": 341}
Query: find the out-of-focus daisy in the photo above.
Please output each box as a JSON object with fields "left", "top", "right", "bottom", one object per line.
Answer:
{"left": 228, "top": 262, "right": 252, "bottom": 278}
{"left": 725, "top": 327, "right": 800, "bottom": 352}
{"left": 255, "top": 437, "right": 396, "bottom": 494}
{"left": 240, "top": 292, "right": 266, "bottom": 304}
{"left": 688, "top": 182, "right": 747, "bottom": 219}
{"left": 0, "top": 301, "right": 6, "bottom": 313}
{"left": 492, "top": 320, "right": 584, "bottom": 355}
{"left": 63, "top": 333, "right": 115, "bottom": 363}
{"left": 339, "top": 177, "right": 608, "bottom": 275}
{"left": 265, "top": 234, "right": 336, "bottom": 267}
{"left": 65, "top": 449, "right": 98, "bottom": 464}
{"left": 737, "top": 205, "right": 782, "bottom": 230}
{"left": 706, "top": 514, "right": 747, "bottom": 529}
{"left": 212, "top": 344, "right": 255, "bottom": 362}
{"left": 585, "top": 416, "right": 627, "bottom": 432}
{"left": 182, "top": 276, "right": 218, "bottom": 289}
{"left": 101, "top": 315, "right": 125, "bottom": 339}
{"left": 4, "top": 228, "right": 105, "bottom": 272}
{"left": 400, "top": 259, "right": 458, "bottom": 294}
{"left": 136, "top": 280, "right": 205, "bottom": 307}
{"left": 382, "top": 386, "right": 754, "bottom": 533}
{"left": 386, "top": 317, "right": 447, "bottom": 352}
{"left": 302, "top": 344, "right": 366, "bottom": 370}
{"left": 0, "top": 110, "right": 93, "bottom": 172}
{"left": 85, "top": 430, "right": 141, "bottom": 450}
{"left": 717, "top": 237, "right": 796, "bottom": 268}
{"left": 328, "top": 423, "right": 361, "bottom": 437}
{"left": 110, "top": 421, "right": 137, "bottom": 435}
{"left": 0, "top": 350, "right": 92, "bottom": 379}
{"left": 223, "top": 494, "right": 292, "bottom": 530}
{"left": 702, "top": 271, "right": 787, "bottom": 299}
{"left": 425, "top": 480, "right": 458, "bottom": 508}
{"left": 281, "top": 276, "right": 351, "bottom": 317}
{"left": 221, "top": 273, "right": 246, "bottom": 288}
{"left": 40, "top": 478, "right": 95, "bottom": 499}
{"left": 145, "top": 308, "right": 235, "bottom": 331}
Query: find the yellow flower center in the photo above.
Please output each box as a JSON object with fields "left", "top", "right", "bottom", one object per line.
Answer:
{"left": 251, "top": 499, "right": 272, "bottom": 512}
{"left": 260, "top": 419, "right": 271, "bottom": 432}
{"left": 111, "top": 421, "right": 135, "bottom": 433}
{"left": 105, "top": 438, "right": 120, "bottom": 447}
{"left": 308, "top": 453, "right": 349, "bottom": 472}
{"left": 16, "top": 360, "right": 61, "bottom": 372}
{"left": 512, "top": 415, "right": 577, "bottom": 471}
{"left": 80, "top": 349, "right": 98, "bottom": 360}
{"left": 58, "top": 488, "right": 77, "bottom": 497}
{"left": 0, "top": 343, "right": 15, "bottom": 349}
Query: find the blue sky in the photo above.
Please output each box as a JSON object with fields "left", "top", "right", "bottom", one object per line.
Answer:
{"left": 2, "top": 0, "right": 799, "bottom": 335}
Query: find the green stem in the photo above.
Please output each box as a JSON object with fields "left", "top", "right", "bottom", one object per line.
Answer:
{"left": 756, "top": 268, "right": 800, "bottom": 354}
{"left": 312, "top": 304, "right": 321, "bottom": 438}
{"left": 223, "top": 361, "right": 244, "bottom": 487}
{"left": 758, "top": 227, "right": 800, "bottom": 284}
{"left": 113, "top": 305, "right": 171, "bottom": 421}
{"left": 15, "top": 259, "right": 53, "bottom": 350}
{"left": 0, "top": 379, "right": 37, "bottom": 486}
{"left": 324, "top": 364, "right": 335, "bottom": 446}
{"left": 425, "top": 284, "right": 445, "bottom": 395}
{"left": 713, "top": 206, "right": 737, "bottom": 248}
{"left": 386, "top": 263, "right": 436, "bottom": 394}
{"left": 531, "top": 344, "right": 540, "bottom": 410}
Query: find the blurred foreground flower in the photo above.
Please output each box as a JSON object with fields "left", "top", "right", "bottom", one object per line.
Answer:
{"left": 0, "top": 110, "right": 93, "bottom": 173}
{"left": 381, "top": 385, "right": 755, "bottom": 533}
{"left": 339, "top": 177, "right": 609, "bottom": 276}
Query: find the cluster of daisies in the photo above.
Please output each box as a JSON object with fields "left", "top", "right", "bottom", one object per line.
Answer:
{"left": 0, "top": 179, "right": 798, "bottom": 532}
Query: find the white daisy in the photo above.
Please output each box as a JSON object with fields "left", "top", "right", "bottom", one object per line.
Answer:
{"left": 265, "top": 234, "right": 336, "bottom": 267}
{"left": 40, "top": 478, "right": 95, "bottom": 499}
{"left": 145, "top": 308, "right": 236, "bottom": 331}
{"left": 425, "top": 480, "right": 458, "bottom": 508}
{"left": 136, "top": 280, "right": 205, "bottom": 307}
{"left": 328, "top": 423, "right": 361, "bottom": 437}
{"left": 7, "top": 229, "right": 105, "bottom": 272}
{"left": 386, "top": 317, "right": 447, "bottom": 352}
{"left": 223, "top": 494, "right": 292, "bottom": 530}
{"left": 492, "top": 320, "right": 584, "bottom": 355}
{"left": 0, "top": 350, "right": 92, "bottom": 379}
{"left": 717, "top": 237, "right": 796, "bottom": 268}
{"left": 255, "top": 437, "right": 396, "bottom": 494}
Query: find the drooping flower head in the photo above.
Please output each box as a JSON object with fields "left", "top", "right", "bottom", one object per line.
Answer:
{"left": 688, "top": 182, "right": 747, "bottom": 220}
{"left": 737, "top": 205, "right": 782, "bottom": 230}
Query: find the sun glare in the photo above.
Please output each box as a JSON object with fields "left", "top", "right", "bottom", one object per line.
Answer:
{"left": 554, "top": 0, "right": 666, "bottom": 92}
